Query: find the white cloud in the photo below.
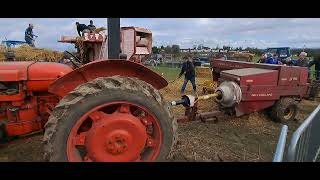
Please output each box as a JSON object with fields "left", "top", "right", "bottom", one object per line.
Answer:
{"left": 1, "top": 18, "right": 320, "bottom": 50}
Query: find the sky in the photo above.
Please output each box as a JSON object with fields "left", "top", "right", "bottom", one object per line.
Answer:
{"left": 1, "top": 18, "right": 320, "bottom": 51}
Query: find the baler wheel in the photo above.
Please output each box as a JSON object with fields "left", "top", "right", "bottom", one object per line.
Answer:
{"left": 43, "top": 76, "right": 177, "bottom": 162}
{"left": 271, "top": 97, "right": 298, "bottom": 123}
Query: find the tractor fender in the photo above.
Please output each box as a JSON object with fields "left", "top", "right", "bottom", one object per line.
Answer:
{"left": 48, "top": 60, "right": 168, "bottom": 97}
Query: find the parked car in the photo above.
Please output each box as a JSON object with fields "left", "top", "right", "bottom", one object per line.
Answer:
{"left": 193, "top": 56, "right": 209, "bottom": 67}
{"left": 144, "top": 59, "right": 160, "bottom": 66}
{"left": 1, "top": 40, "right": 28, "bottom": 48}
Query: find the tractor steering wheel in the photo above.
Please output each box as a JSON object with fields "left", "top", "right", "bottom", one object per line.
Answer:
{"left": 64, "top": 51, "right": 82, "bottom": 68}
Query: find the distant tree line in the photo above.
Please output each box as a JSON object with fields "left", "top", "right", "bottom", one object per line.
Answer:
{"left": 152, "top": 45, "right": 320, "bottom": 59}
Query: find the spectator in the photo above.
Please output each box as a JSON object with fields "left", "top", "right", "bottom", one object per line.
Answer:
{"left": 273, "top": 53, "right": 279, "bottom": 62}
{"left": 179, "top": 56, "right": 197, "bottom": 95}
{"left": 282, "top": 57, "right": 292, "bottom": 66}
{"left": 296, "top": 52, "right": 309, "bottom": 67}
{"left": 25, "top": 24, "right": 38, "bottom": 47}
{"left": 264, "top": 53, "right": 278, "bottom": 64}
{"left": 308, "top": 55, "right": 320, "bottom": 80}
{"left": 273, "top": 54, "right": 283, "bottom": 65}
{"left": 257, "top": 53, "right": 267, "bottom": 63}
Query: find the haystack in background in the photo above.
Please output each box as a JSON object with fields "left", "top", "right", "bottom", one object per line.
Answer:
{"left": 228, "top": 52, "right": 255, "bottom": 62}
{"left": 0, "top": 45, "right": 64, "bottom": 62}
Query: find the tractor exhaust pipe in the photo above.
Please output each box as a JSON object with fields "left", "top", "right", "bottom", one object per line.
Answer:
{"left": 107, "top": 18, "right": 121, "bottom": 59}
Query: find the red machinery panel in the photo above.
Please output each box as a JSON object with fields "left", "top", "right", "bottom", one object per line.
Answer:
{"left": 212, "top": 59, "right": 280, "bottom": 71}
{"left": 219, "top": 66, "right": 309, "bottom": 116}
{"left": 278, "top": 65, "right": 308, "bottom": 86}
{"left": 221, "top": 68, "right": 279, "bottom": 101}
{"left": 213, "top": 59, "right": 310, "bottom": 98}
{"left": 221, "top": 68, "right": 278, "bottom": 86}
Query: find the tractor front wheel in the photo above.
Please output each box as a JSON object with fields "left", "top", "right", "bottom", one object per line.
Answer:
{"left": 43, "top": 76, "right": 177, "bottom": 162}
{"left": 271, "top": 97, "right": 298, "bottom": 123}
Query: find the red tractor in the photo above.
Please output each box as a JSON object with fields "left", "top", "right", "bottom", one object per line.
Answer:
{"left": 0, "top": 19, "right": 177, "bottom": 162}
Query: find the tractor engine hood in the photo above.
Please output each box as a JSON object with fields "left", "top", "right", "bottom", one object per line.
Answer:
{"left": 0, "top": 61, "right": 73, "bottom": 82}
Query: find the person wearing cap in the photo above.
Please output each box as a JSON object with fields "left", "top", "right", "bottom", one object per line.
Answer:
{"left": 88, "top": 20, "right": 96, "bottom": 32}
{"left": 296, "top": 52, "right": 309, "bottom": 67}
{"left": 25, "top": 24, "right": 38, "bottom": 47}
{"left": 295, "top": 51, "right": 312, "bottom": 78}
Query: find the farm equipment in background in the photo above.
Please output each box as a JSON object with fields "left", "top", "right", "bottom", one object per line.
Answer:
{"left": 59, "top": 26, "right": 152, "bottom": 64}
{"left": 193, "top": 56, "right": 210, "bottom": 67}
{"left": 1, "top": 40, "right": 29, "bottom": 61}
{"left": 1, "top": 40, "right": 28, "bottom": 49}
{"left": 0, "top": 18, "right": 176, "bottom": 162}
{"left": 266, "top": 47, "right": 291, "bottom": 63}
{"left": 172, "top": 58, "right": 320, "bottom": 123}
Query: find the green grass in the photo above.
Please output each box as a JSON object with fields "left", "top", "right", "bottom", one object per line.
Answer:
{"left": 148, "top": 66, "right": 181, "bottom": 81}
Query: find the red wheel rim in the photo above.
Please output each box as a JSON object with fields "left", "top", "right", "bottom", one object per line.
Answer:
{"left": 67, "top": 101, "right": 163, "bottom": 162}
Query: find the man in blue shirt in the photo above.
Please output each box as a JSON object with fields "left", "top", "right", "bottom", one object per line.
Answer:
{"left": 264, "top": 53, "right": 281, "bottom": 64}
{"left": 264, "top": 53, "right": 275, "bottom": 64}
{"left": 25, "top": 24, "right": 38, "bottom": 47}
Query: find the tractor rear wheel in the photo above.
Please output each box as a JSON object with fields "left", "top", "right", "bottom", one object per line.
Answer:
{"left": 43, "top": 76, "right": 177, "bottom": 162}
{"left": 271, "top": 97, "right": 298, "bottom": 123}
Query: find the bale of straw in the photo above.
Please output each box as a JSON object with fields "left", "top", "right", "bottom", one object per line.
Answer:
{"left": 0, "top": 45, "right": 64, "bottom": 62}
{"left": 195, "top": 67, "right": 212, "bottom": 78}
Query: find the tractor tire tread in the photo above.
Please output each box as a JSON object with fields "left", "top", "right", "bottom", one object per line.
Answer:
{"left": 43, "top": 75, "right": 177, "bottom": 161}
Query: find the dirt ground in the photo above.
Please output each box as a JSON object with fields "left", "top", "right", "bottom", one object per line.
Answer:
{"left": 0, "top": 77, "right": 318, "bottom": 162}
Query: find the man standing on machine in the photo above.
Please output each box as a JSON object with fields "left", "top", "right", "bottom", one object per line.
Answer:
{"left": 25, "top": 24, "right": 38, "bottom": 47}
{"left": 75, "top": 22, "right": 90, "bottom": 37}
{"left": 88, "top": 20, "right": 96, "bottom": 32}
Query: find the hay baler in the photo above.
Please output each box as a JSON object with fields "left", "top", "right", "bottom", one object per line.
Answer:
{"left": 172, "top": 58, "right": 317, "bottom": 123}
{"left": 0, "top": 19, "right": 177, "bottom": 162}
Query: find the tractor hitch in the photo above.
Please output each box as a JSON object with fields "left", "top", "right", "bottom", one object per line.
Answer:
{"left": 171, "top": 92, "right": 224, "bottom": 123}
{"left": 171, "top": 92, "right": 221, "bottom": 108}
